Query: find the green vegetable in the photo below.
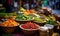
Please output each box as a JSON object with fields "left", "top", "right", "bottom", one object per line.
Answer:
{"left": 34, "top": 17, "right": 46, "bottom": 23}
{"left": 46, "top": 20, "right": 57, "bottom": 26}
{"left": 15, "top": 14, "right": 33, "bottom": 20}
{"left": 46, "top": 15, "right": 57, "bottom": 25}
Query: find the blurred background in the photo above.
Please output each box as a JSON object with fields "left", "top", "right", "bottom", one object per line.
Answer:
{"left": 0, "top": 0, "right": 60, "bottom": 14}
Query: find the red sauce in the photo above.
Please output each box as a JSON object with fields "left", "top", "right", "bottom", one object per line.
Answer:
{"left": 21, "top": 22, "right": 39, "bottom": 29}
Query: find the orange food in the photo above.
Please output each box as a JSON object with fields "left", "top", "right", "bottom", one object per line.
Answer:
{"left": 24, "top": 10, "right": 35, "bottom": 15}
{"left": 29, "top": 9, "right": 35, "bottom": 14}
{"left": 24, "top": 11, "right": 30, "bottom": 15}
{"left": 0, "top": 19, "right": 19, "bottom": 27}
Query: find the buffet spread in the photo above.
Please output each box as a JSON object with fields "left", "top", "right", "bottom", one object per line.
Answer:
{"left": 0, "top": 7, "right": 60, "bottom": 36}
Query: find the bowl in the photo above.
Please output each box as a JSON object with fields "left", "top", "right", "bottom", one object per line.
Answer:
{"left": 19, "top": 24, "right": 40, "bottom": 35}
{"left": 0, "top": 24, "right": 19, "bottom": 33}
{"left": 33, "top": 21, "right": 46, "bottom": 26}
{"left": 15, "top": 18, "right": 34, "bottom": 24}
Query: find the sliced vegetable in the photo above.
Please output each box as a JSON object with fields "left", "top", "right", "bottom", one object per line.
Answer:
{"left": 15, "top": 14, "right": 33, "bottom": 20}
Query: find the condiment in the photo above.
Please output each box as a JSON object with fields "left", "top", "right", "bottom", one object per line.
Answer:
{"left": 21, "top": 22, "right": 39, "bottom": 29}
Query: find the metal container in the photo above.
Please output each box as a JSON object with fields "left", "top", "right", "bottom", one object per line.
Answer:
{"left": 44, "top": 24, "right": 54, "bottom": 36}
{"left": 39, "top": 26, "right": 49, "bottom": 36}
